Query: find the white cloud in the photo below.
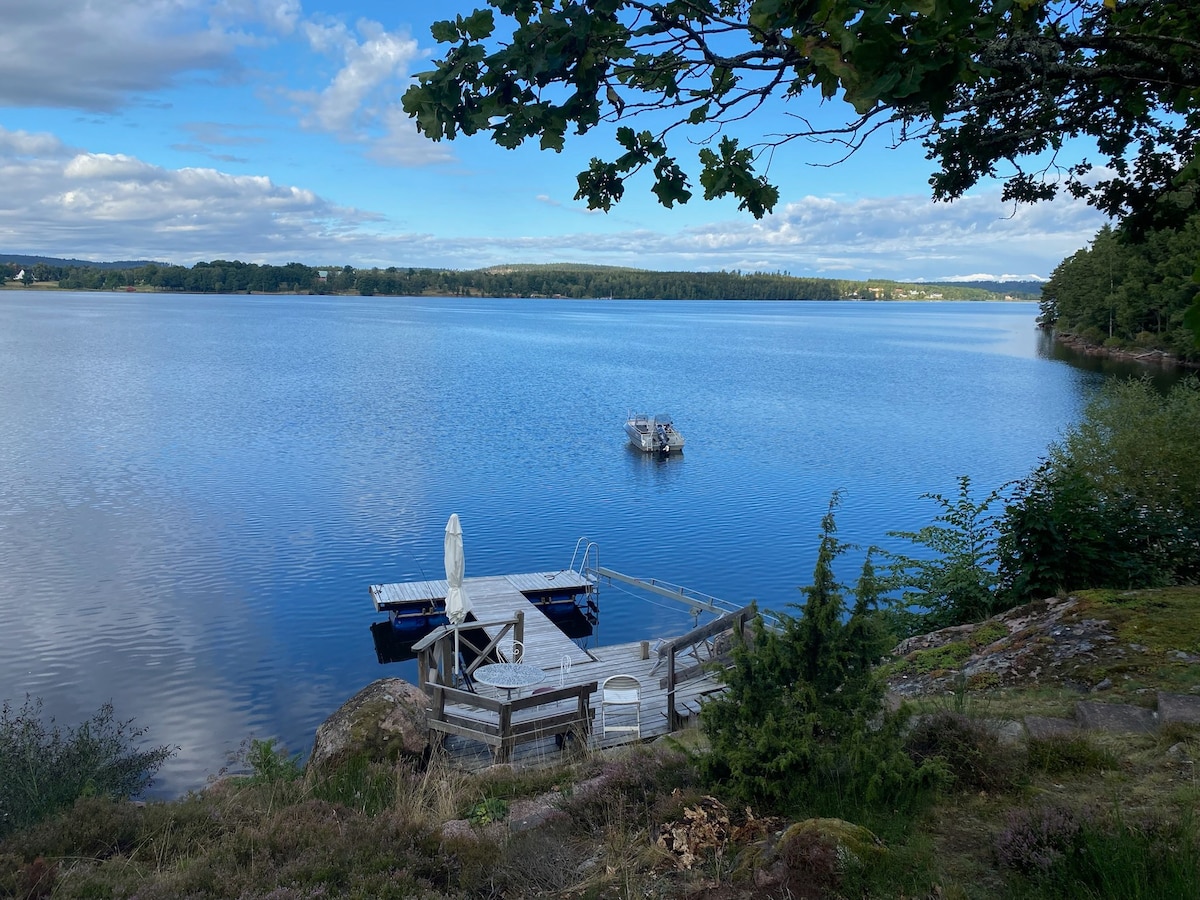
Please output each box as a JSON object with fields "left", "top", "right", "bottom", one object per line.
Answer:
{"left": 289, "top": 16, "right": 441, "bottom": 166}
{"left": 213, "top": 0, "right": 303, "bottom": 35}
{"left": 0, "top": 126, "right": 371, "bottom": 262}
{"left": 0, "top": 124, "right": 1107, "bottom": 277}
{"left": 0, "top": 1, "right": 241, "bottom": 110}
{"left": 364, "top": 106, "right": 455, "bottom": 166}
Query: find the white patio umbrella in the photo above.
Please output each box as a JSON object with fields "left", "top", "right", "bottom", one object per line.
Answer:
{"left": 444, "top": 513, "right": 473, "bottom": 682}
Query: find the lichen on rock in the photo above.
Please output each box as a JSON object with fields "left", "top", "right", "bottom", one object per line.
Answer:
{"left": 308, "top": 677, "right": 430, "bottom": 773}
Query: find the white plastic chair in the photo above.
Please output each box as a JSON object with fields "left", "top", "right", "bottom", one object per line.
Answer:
{"left": 601, "top": 675, "right": 642, "bottom": 740}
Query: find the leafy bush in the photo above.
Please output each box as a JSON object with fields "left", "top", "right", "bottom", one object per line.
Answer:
{"left": 243, "top": 737, "right": 303, "bottom": 783}
{"left": 998, "top": 376, "right": 1200, "bottom": 603}
{"left": 0, "top": 697, "right": 175, "bottom": 837}
{"left": 885, "top": 475, "right": 1007, "bottom": 636}
{"left": 700, "top": 494, "right": 940, "bottom": 819}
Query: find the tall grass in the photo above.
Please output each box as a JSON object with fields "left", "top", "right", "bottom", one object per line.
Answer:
{"left": 1000, "top": 804, "right": 1200, "bottom": 899}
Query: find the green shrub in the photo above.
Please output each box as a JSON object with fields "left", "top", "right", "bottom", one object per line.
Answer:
{"left": 885, "top": 475, "right": 1007, "bottom": 636}
{"left": 0, "top": 697, "right": 175, "bottom": 837}
{"left": 999, "top": 376, "right": 1200, "bottom": 603}
{"left": 242, "top": 737, "right": 303, "bottom": 784}
{"left": 700, "top": 494, "right": 941, "bottom": 819}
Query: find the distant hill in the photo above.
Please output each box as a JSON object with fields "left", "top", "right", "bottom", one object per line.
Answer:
{"left": 0, "top": 253, "right": 161, "bottom": 270}
{"left": 926, "top": 280, "right": 1044, "bottom": 296}
{"left": 3, "top": 255, "right": 1047, "bottom": 301}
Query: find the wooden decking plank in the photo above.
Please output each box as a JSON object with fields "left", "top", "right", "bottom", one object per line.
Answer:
{"left": 463, "top": 574, "right": 592, "bottom": 668}
{"left": 371, "top": 570, "right": 593, "bottom": 612}
{"left": 503, "top": 570, "right": 592, "bottom": 594}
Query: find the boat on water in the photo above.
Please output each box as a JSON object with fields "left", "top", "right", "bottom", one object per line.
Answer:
{"left": 624, "top": 413, "right": 685, "bottom": 454}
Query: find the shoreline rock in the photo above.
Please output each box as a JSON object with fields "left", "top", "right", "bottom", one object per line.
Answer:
{"left": 1053, "top": 330, "right": 1199, "bottom": 370}
{"left": 308, "top": 677, "right": 430, "bottom": 773}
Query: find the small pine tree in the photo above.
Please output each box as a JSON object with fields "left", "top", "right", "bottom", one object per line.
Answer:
{"left": 699, "top": 494, "right": 937, "bottom": 817}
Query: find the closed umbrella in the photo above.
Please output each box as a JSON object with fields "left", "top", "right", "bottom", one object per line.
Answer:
{"left": 444, "top": 513, "right": 473, "bottom": 682}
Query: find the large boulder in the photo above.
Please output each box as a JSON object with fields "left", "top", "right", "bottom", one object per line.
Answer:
{"left": 308, "top": 678, "right": 430, "bottom": 773}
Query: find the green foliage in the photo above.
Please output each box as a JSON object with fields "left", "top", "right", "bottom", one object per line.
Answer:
{"left": 1041, "top": 219, "right": 1200, "bottom": 360}
{"left": 14, "top": 252, "right": 1038, "bottom": 300}
{"left": 401, "top": 1, "right": 1200, "bottom": 233}
{"left": 885, "top": 475, "right": 1007, "bottom": 636}
{"left": 0, "top": 696, "right": 175, "bottom": 837}
{"left": 242, "top": 737, "right": 303, "bottom": 784}
{"left": 998, "top": 376, "right": 1200, "bottom": 603}
{"left": 466, "top": 796, "right": 509, "bottom": 826}
{"left": 699, "top": 493, "right": 939, "bottom": 818}
{"left": 1000, "top": 806, "right": 1200, "bottom": 899}
{"left": 1026, "top": 734, "right": 1119, "bottom": 776}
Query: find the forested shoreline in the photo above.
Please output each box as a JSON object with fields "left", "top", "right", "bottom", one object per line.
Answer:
{"left": 0, "top": 258, "right": 1037, "bottom": 303}
{"left": 1040, "top": 215, "right": 1200, "bottom": 364}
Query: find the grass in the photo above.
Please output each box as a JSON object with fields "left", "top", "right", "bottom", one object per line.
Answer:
{"left": 2, "top": 702, "right": 1196, "bottom": 898}
{"left": 3, "top": 588, "right": 1198, "bottom": 897}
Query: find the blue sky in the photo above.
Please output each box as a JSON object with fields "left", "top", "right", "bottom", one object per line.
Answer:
{"left": 0, "top": 0, "right": 1109, "bottom": 280}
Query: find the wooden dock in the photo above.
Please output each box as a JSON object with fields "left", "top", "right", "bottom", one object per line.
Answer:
{"left": 373, "top": 567, "right": 752, "bottom": 771}
{"left": 434, "top": 635, "right": 734, "bottom": 770}
{"left": 372, "top": 570, "right": 596, "bottom": 668}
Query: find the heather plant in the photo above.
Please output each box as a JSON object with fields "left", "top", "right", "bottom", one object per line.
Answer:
{"left": 994, "top": 805, "right": 1086, "bottom": 876}
{"left": 0, "top": 696, "right": 175, "bottom": 837}
{"left": 904, "top": 710, "right": 1018, "bottom": 793}
{"left": 700, "top": 493, "right": 941, "bottom": 819}
{"left": 999, "top": 805, "right": 1200, "bottom": 899}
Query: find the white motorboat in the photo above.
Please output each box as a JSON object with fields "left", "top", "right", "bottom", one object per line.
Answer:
{"left": 624, "top": 413, "right": 685, "bottom": 454}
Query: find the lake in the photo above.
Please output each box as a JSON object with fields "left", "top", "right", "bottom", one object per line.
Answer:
{"left": 0, "top": 292, "right": 1110, "bottom": 794}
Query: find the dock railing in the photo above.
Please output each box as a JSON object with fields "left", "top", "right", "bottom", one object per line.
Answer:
{"left": 655, "top": 603, "right": 756, "bottom": 730}
{"left": 426, "top": 680, "right": 598, "bottom": 763}
{"left": 412, "top": 610, "right": 526, "bottom": 693}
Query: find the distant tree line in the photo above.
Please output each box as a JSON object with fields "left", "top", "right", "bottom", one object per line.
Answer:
{"left": 1039, "top": 215, "right": 1200, "bottom": 362}
{"left": 2, "top": 258, "right": 1033, "bottom": 302}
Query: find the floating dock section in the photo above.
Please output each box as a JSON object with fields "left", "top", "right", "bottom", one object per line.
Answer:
{"left": 371, "top": 569, "right": 598, "bottom": 668}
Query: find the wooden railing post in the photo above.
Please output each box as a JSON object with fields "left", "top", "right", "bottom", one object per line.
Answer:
{"left": 666, "top": 643, "right": 680, "bottom": 731}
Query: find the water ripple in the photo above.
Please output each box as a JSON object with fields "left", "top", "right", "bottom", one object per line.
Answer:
{"left": 0, "top": 294, "right": 1102, "bottom": 794}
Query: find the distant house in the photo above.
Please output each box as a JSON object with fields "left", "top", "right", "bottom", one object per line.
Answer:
{"left": 317, "top": 270, "right": 329, "bottom": 282}
{"left": 14, "top": 269, "right": 25, "bottom": 281}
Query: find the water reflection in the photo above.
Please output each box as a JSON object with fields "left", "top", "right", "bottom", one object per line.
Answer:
{"left": 0, "top": 294, "right": 1109, "bottom": 795}
{"left": 1036, "top": 330, "right": 1187, "bottom": 392}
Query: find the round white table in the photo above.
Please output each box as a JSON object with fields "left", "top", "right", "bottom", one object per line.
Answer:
{"left": 472, "top": 662, "right": 545, "bottom": 699}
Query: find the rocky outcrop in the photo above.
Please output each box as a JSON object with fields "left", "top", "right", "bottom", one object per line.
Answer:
{"left": 886, "top": 595, "right": 1122, "bottom": 697}
{"left": 885, "top": 592, "right": 1200, "bottom": 740}
{"left": 308, "top": 678, "right": 430, "bottom": 773}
